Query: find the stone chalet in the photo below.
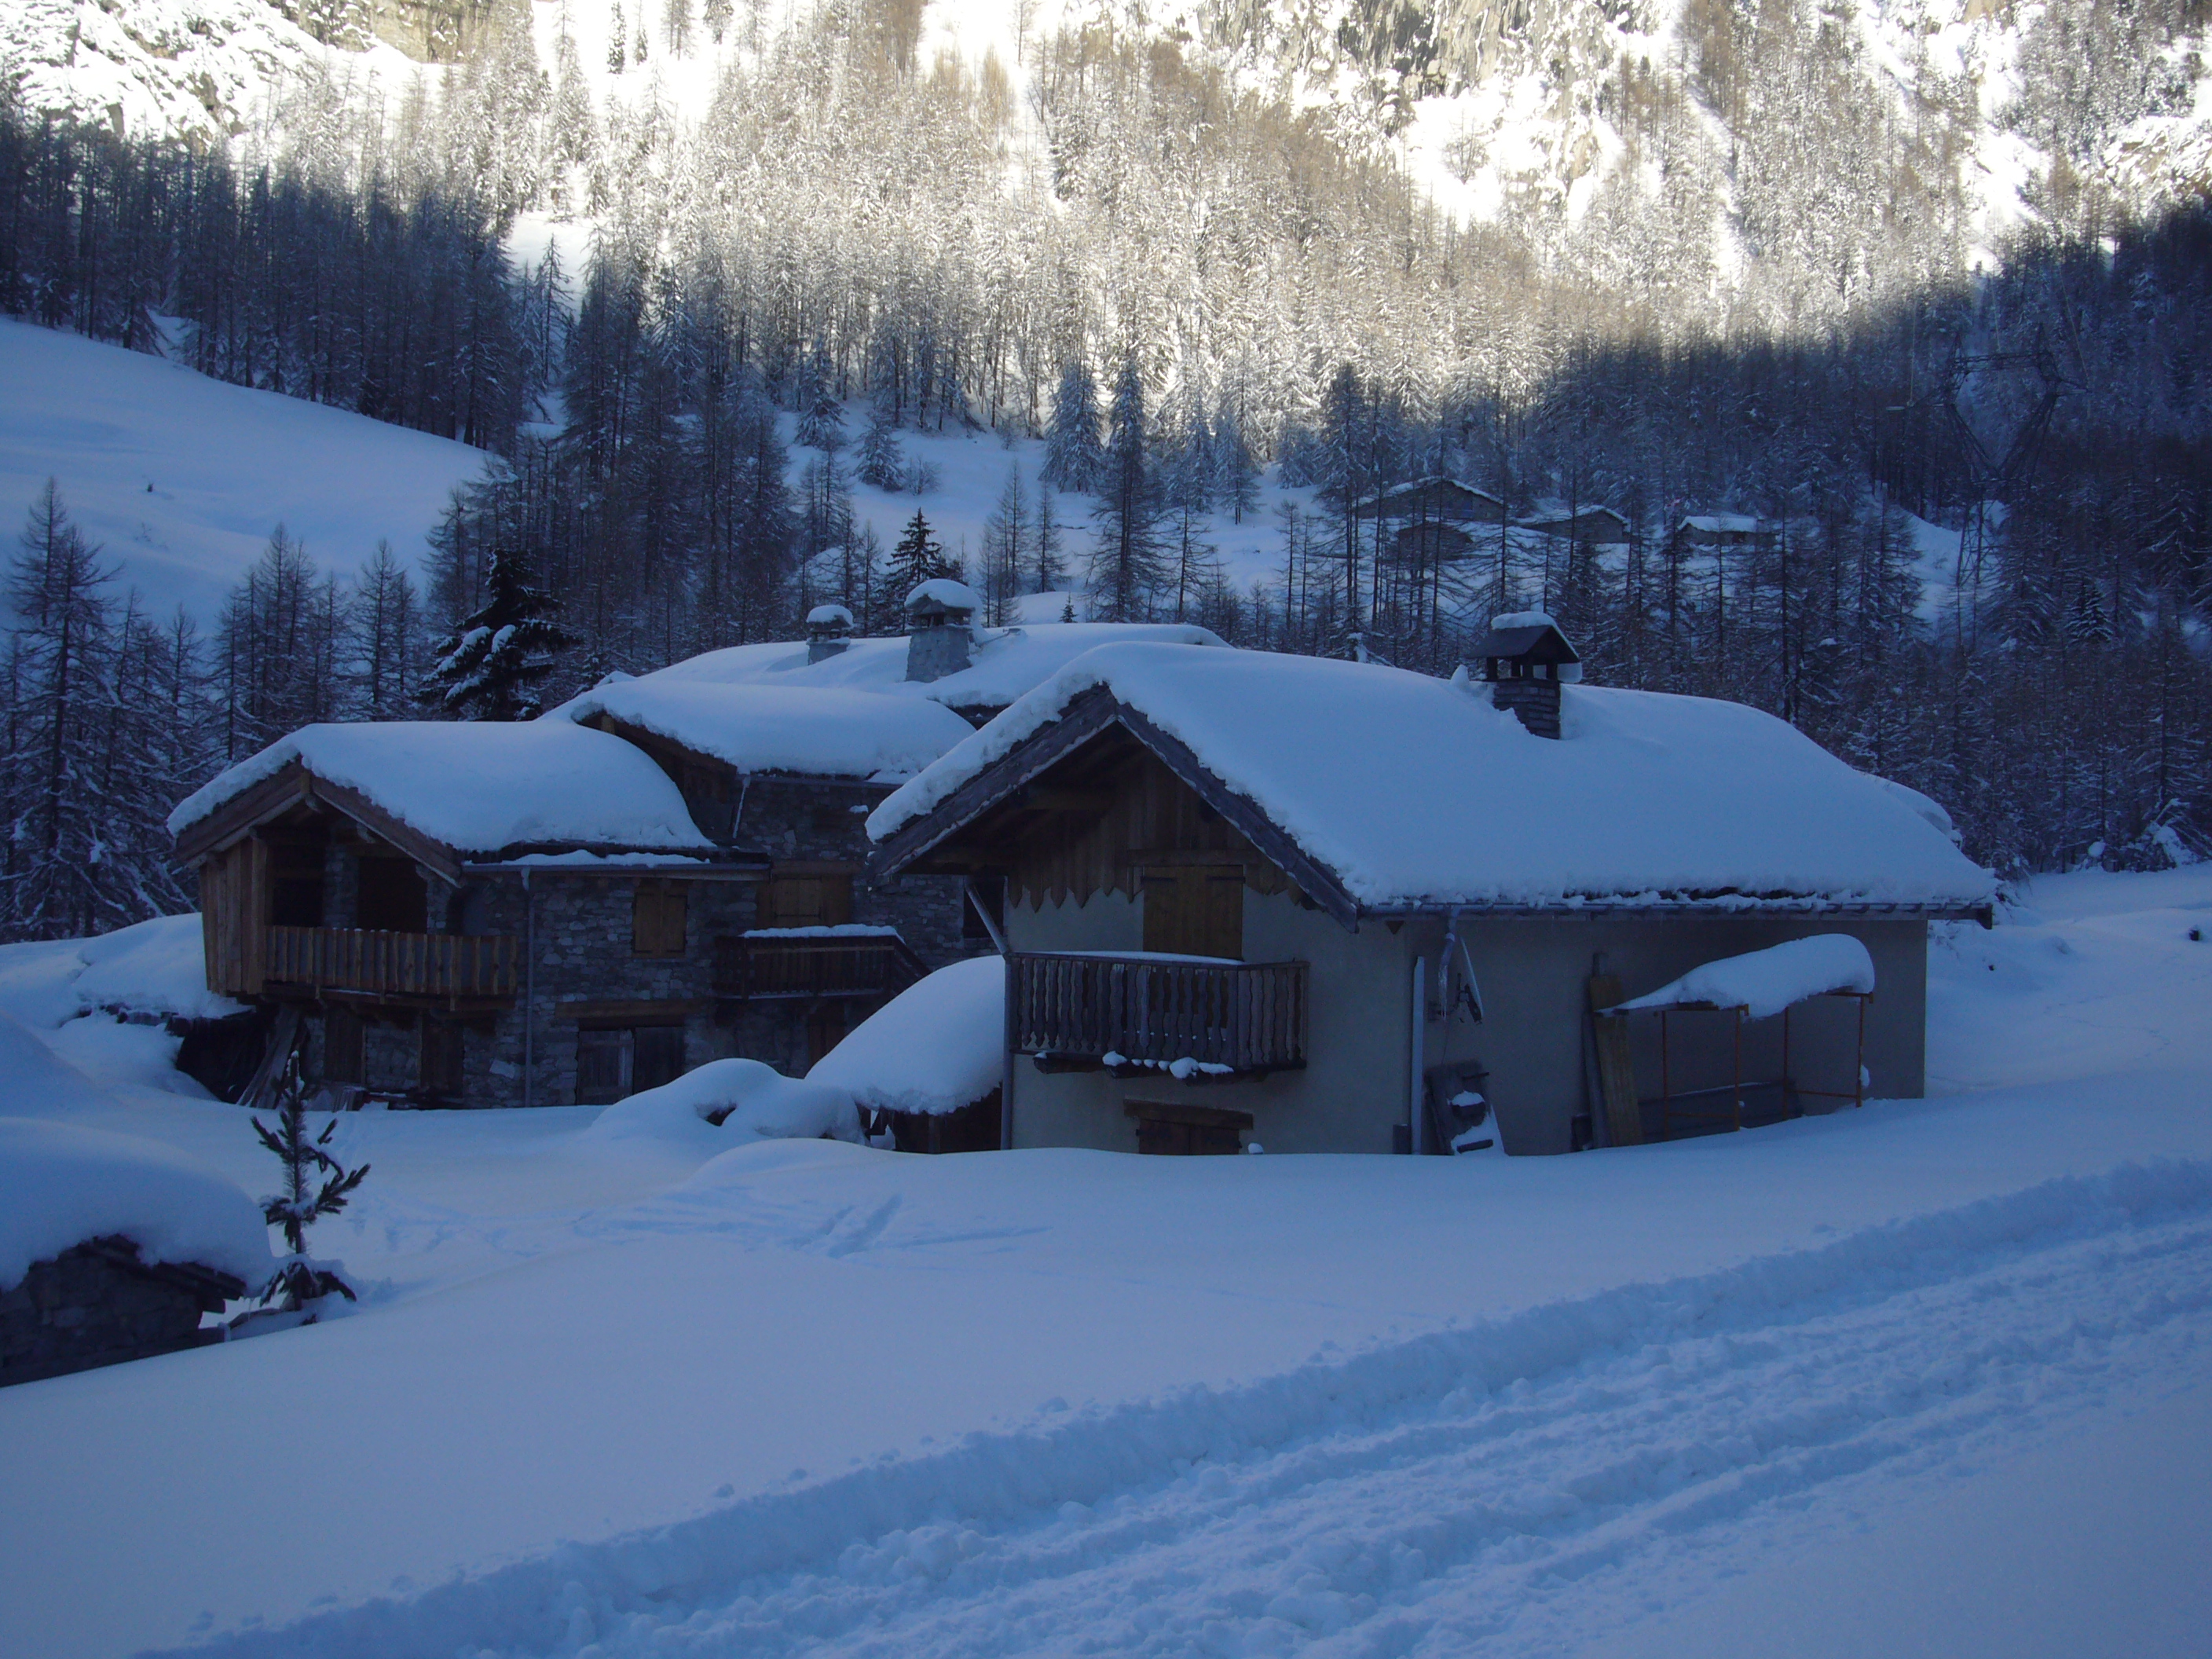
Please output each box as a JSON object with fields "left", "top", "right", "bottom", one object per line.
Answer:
{"left": 167, "top": 588, "right": 1227, "bottom": 1108}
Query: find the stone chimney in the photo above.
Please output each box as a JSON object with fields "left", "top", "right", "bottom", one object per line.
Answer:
{"left": 805, "top": 602, "right": 855, "bottom": 665}
{"left": 903, "top": 579, "right": 983, "bottom": 683}
{"left": 1468, "top": 612, "right": 1580, "bottom": 739}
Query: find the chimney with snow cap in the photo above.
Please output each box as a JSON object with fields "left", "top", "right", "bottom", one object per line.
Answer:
{"left": 1468, "top": 612, "right": 1580, "bottom": 738}
{"left": 903, "top": 579, "right": 983, "bottom": 683}
{"left": 806, "top": 602, "right": 855, "bottom": 664}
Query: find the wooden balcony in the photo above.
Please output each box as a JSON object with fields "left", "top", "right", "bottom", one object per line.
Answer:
{"left": 713, "top": 931, "right": 928, "bottom": 1002}
{"left": 1011, "top": 953, "right": 1309, "bottom": 1077}
{"left": 263, "top": 926, "right": 519, "bottom": 1002}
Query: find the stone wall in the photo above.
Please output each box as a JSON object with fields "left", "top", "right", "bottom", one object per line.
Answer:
{"left": 294, "top": 775, "right": 988, "bottom": 1108}
{"left": 1, "top": 1238, "right": 240, "bottom": 1388}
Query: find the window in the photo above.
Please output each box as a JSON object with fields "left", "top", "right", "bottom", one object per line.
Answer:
{"left": 632, "top": 881, "right": 688, "bottom": 956}
{"left": 575, "top": 1024, "right": 687, "bottom": 1104}
{"left": 357, "top": 857, "right": 427, "bottom": 932}
{"left": 756, "top": 867, "right": 855, "bottom": 929}
{"left": 266, "top": 835, "right": 327, "bottom": 928}
{"left": 1140, "top": 866, "right": 1243, "bottom": 959}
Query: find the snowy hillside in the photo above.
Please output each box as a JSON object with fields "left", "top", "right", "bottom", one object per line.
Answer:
{"left": 0, "top": 319, "right": 490, "bottom": 621}
{"left": 1, "top": 868, "right": 2210, "bottom": 1656}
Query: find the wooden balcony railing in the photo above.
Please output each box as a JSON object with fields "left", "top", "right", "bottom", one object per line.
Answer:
{"left": 714, "top": 931, "right": 928, "bottom": 1002}
{"left": 1011, "top": 953, "right": 1309, "bottom": 1075}
{"left": 264, "top": 926, "right": 518, "bottom": 1000}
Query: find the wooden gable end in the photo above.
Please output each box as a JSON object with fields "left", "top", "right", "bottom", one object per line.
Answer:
{"left": 983, "top": 737, "right": 1293, "bottom": 913}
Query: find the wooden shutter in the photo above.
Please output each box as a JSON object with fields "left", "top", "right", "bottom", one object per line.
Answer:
{"left": 632, "top": 881, "right": 688, "bottom": 956}
{"left": 631, "top": 1024, "right": 686, "bottom": 1092}
{"left": 759, "top": 869, "right": 855, "bottom": 928}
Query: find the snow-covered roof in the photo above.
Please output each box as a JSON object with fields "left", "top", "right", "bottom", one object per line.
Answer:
{"left": 639, "top": 621, "right": 1230, "bottom": 714}
{"left": 807, "top": 956, "right": 1003, "bottom": 1116}
{"left": 906, "top": 578, "right": 982, "bottom": 614}
{"left": 167, "top": 721, "right": 717, "bottom": 856}
{"left": 0, "top": 1115, "right": 272, "bottom": 1291}
{"left": 561, "top": 680, "right": 976, "bottom": 782}
{"left": 870, "top": 644, "right": 1998, "bottom": 914}
{"left": 1608, "top": 936, "right": 1877, "bottom": 1020}
{"left": 1680, "top": 514, "right": 1765, "bottom": 534}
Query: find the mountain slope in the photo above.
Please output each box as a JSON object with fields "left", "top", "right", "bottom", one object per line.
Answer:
{"left": 0, "top": 319, "right": 490, "bottom": 620}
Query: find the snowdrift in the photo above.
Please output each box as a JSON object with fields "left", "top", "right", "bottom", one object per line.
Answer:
{"left": 808, "top": 956, "right": 1004, "bottom": 1118}
{"left": 583, "top": 1059, "right": 862, "bottom": 1152}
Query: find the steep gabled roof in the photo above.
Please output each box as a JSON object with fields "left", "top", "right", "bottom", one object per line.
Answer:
{"left": 870, "top": 644, "right": 1997, "bottom": 917}
{"left": 167, "top": 722, "right": 719, "bottom": 868}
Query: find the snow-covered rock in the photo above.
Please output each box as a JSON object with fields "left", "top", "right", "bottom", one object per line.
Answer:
{"left": 808, "top": 956, "right": 1004, "bottom": 1119}
{"left": 0, "top": 1116, "right": 270, "bottom": 1291}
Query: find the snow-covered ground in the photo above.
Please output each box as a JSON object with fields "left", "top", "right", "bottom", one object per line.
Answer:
{"left": 1, "top": 868, "right": 2209, "bottom": 1657}
{"left": 0, "top": 318, "right": 490, "bottom": 621}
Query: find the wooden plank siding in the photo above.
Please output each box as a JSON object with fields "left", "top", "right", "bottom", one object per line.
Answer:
{"left": 262, "top": 926, "right": 518, "bottom": 1000}
{"left": 199, "top": 837, "right": 267, "bottom": 997}
{"left": 1011, "top": 954, "right": 1308, "bottom": 1073}
{"left": 1004, "top": 745, "right": 1292, "bottom": 912}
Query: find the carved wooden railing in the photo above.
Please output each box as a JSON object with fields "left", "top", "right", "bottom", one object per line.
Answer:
{"left": 1011, "top": 954, "right": 1309, "bottom": 1075}
{"left": 263, "top": 926, "right": 518, "bottom": 999}
{"left": 713, "top": 931, "right": 929, "bottom": 1002}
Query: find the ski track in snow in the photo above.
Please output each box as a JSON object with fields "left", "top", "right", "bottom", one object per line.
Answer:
{"left": 185, "top": 1160, "right": 2212, "bottom": 1659}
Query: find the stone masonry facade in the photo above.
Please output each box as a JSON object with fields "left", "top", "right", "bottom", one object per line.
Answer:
{"left": 1, "top": 1238, "right": 241, "bottom": 1387}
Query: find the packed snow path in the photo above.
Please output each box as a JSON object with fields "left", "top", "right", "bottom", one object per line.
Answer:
{"left": 194, "top": 1161, "right": 2212, "bottom": 1658}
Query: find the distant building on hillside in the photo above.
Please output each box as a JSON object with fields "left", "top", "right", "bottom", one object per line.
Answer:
{"left": 169, "top": 598, "right": 1229, "bottom": 1108}
{"left": 1518, "top": 503, "right": 1631, "bottom": 545}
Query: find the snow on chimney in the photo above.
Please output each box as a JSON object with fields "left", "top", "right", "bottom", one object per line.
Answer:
{"left": 1468, "top": 611, "right": 1580, "bottom": 739}
{"left": 903, "top": 580, "right": 982, "bottom": 683}
{"left": 806, "top": 602, "right": 855, "bottom": 664}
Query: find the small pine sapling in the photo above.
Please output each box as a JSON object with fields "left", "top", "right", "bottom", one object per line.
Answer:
{"left": 252, "top": 1055, "right": 370, "bottom": 1312}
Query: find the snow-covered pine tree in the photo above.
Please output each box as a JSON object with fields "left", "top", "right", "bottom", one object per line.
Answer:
{"left": 701, "top": 0, "right": 731, "bottom": 42}
{"left": 251, "top": 1054, "right": 369, "bottom": 1313}
{"left": 857, "top": 397, "right": 905, "bottom": 490}
{"left": 1088, "top": 360, "right": 1168, "bottom": 622}
{"left": 1214, "top": 401, "right": 1261, "bottom": 524}
{"left": 419, "top": 544, "right": 577, "bottom": 720}
{"left": 795, "top": 346, "right": 848, "bottom": 453}
{"left": 1042, "top": 361, "right": 1104, "bottom": 494}
{"left": 607, "top": 0, "right": 626, "bottom": 71}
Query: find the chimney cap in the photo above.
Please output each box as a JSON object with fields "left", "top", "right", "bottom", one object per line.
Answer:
{"left": 806, "top": 602, "right": 855, "bottom": 635}
{"left": 1470, "top": 613, "right": 1580, "bottom": 678}
{"left": 904, "top": 578, "right": 982, "bottom": 622}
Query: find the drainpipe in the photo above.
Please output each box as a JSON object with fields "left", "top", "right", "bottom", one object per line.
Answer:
{"left": 1408, "top": 955, "right": 1426, "bottom": 1155}
{"left": 522, "top": 868, "right": 534, "bottom": 1111}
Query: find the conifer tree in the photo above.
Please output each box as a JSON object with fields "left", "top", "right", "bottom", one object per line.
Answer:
{"left": 982, "top": 466, "right": 1027, "bottom": 624}
{"left": 857, "top": 397, "right": 905, "bottom": 490}
{"left": 1034, "top": 482, "right": 1065, "bottom": 595}
{"left": 888, "top": 511, "right": 950, "bottom": 602}
{"left": 419, "top": 545, "right": 577, "bottom": 720}
{"left": 795, "top": 346, "right": 848, "bottom": 454}
{"left": 1088, "top": 359, "right": 1167, "bottom": 622}
{"left": 251, "top": 1053, "right": 369, "bottom": 1313}
{"left": 1042, "top": 361, "right": 1104, "bottom": 493}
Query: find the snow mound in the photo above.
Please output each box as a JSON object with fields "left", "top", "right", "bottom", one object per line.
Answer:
{"left": 806, "top": 603, "right": 856, "bottom": 628}
{"left": 168, "top": 721, "right": 716, "bottom": 855}
{"left": 808, "top": 957, "right": 1004, "bottom": 1117}
{"left": 1489, "top": 610, "right": 1559, "bottom": 631}
{"left": 0, "top": 1007, "right": 130, "bottom": 1118}
{"left": 0, "top": 1116, "right": 271, "bottom": 1291}
{"left": 870, "top": 643, "right": 1997, "bottom": 910}
{"left": 1610, "top": 935, "right": 1877, "bottom": 1020}
{"left": 558, "top": 680, "right": 975, "bottom": 783}
{"left": 584, "top": 1060, "right": 862, "bottom": 1152}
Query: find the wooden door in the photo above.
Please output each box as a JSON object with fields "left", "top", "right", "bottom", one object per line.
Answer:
{"left": 1141, "top": 866, "right": 1243, "bottom": 958}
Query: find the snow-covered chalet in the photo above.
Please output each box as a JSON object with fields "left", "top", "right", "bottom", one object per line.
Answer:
{"left": 868, "top": 621, "right": 1998, "bottom": 1155}
{"left": 168, "top": 586, "right": 1226, "bottom": 1109}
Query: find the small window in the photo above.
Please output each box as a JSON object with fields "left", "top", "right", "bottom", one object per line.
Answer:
{"left": 633, "top": 881, "right": 688, "bottom": 956}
